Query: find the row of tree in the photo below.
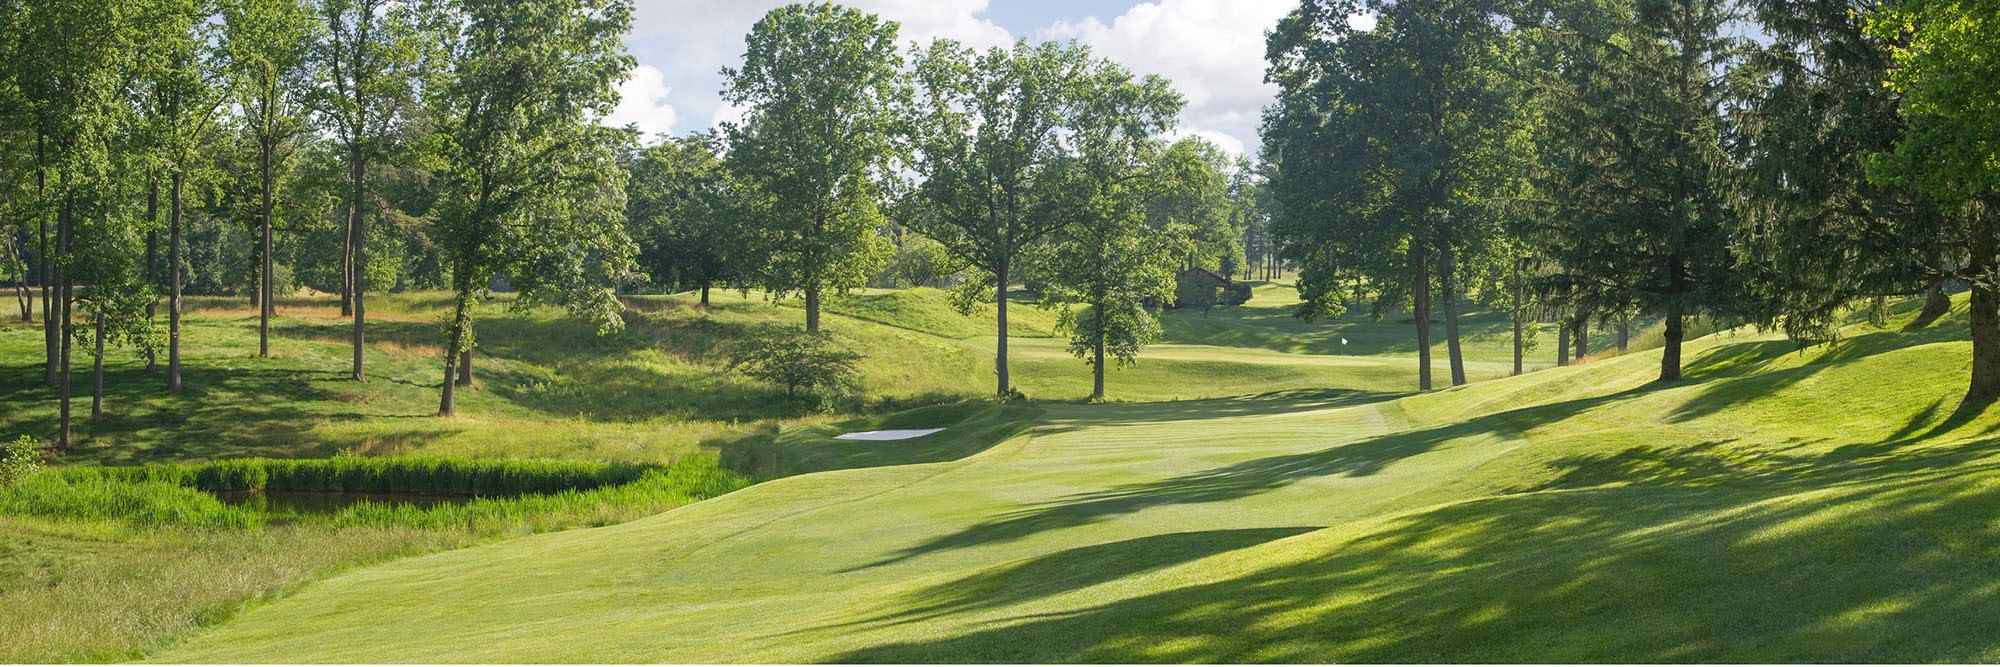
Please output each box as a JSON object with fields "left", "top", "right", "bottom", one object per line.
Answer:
{"left": 1264, "top": 0, "right": 2000, "bottom": 405}
{"left": 631, "top": 3, "right": 1265, "bottom": 400}
{"left": 5, "top": 0, "right": 1281, "bottom": 442}
{"left": 3, "top": 0, "right": 638, "bottom": 447}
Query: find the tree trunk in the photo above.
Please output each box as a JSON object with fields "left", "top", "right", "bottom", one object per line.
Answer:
{"left": 1912, "top": 280, "right": 1952, "bottom": 329}
{"left": 350, "top": 153, "right": 367, "bottom": 381}
{"left": 169, "top": 171, "right": 184, "bottom": 392}
{"left": 438, "top": 290, "right": 471, "bottom": 416}
{"left": 91, "top": 308, "right": 104, "bottom": 420}
{"left": 1557, "top": 322, "right": 1570, "bottom": 366}
{"left": 457, "top": 345, "right": 473, "bottom": 387}
{"left": 56, "top": 194, "right": 72, "bottom": 450}
{"left": 699, "top": 283, "right": 710, "bottom": 308}
{"left": 1092, "top": 303, "right": 1106, "bottom": 400}
{"left": 259, "top": 135, "right": 273, "bottom": 358}
{"left": 40, "top": 137, "right": 55, "bottom": 387}
{"left": 804, "top": 283, "right": 821, "bottom": 332}
{"left": 1966, "top": 240, "right": 2000, "bottom": 404}
{"left": 1440, "top": 243, "right": 1465, "bottom": 386}
{"left": 1511, "top": 260, "right": 1523, "bottom": 376}
{"left": 1413, "top": 241, "right": 1432, "bottom": 391}
{"left": 340, "top": 208, "right": 353, "bottom": 317}
{"left": 1660, "top": 307, "right": 1685, "bottom": 382}
{"left": 1618, "top": 317, "right": 1630, "bottom": 350}
{"left": 145, "top": 177, "right": 158, "bottom": 371}
{"left": 995, "top": 262, "right": 1010, "bottom": 396}
{"left": 10, "top": 244, "right": 25, "bottom": 321}
{"left": 1574, "top": 312, "right": 1589, "bottom": 362}
{"left": 1967, "top": 285, "right": 2000, "bottom": 405}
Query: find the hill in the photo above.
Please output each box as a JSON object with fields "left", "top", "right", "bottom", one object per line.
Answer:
{"left": 150, "top": 294, "right": 2000, "bottom": 662}
{"left": 1, "top": 280, "right": 1561, "bottom": 661}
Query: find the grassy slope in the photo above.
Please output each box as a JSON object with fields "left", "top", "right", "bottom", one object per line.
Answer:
{"left": 0, "top": 281, "right": 1592, "bottom": 467}
{"left": 4, "top": 280, "right": 1524, "bottom": 662}
{"left": 157, "top": 295, "right": 2000, "bottom": 662}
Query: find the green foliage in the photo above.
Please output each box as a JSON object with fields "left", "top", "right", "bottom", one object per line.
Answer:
{"left": 1150, "top": 137, "right": 1238, "bottom": 273}
{"left": 1865, "top": 0, "right": 2000, "bottom": 212}
{"left": 1024, "top": 56, "right": 1183, "bottom": 397}
{"left": 1220, "top": 282, "right": 1253, "bottom": 306}
{"left": 1527, "top": 0, "right": 1742, "bottom": 382}
{"left": 1058, "top": 298, "right": 1163, "bottom": 372}
{"left": 8, "top": 456, "right": 745, "bottom": 532}
{"left": 878, "top": 234, "right": 958, "bottom": 289}
{"left": 1729, "top": 0, "right": 1942, "bottom": 343}
{"left": 1, "top": 436, "right": 44, "bottom": 485}
{"left": 423, "top": 0, "right": 639, "bottom": 412}
{"left": 627, "top": 134, "right": 753, "bottom": 296}
{"left": 727, "top": 323, "right": 862, "bottom": 402}
{"left": 1265, "top": 0, "right": 1517, "bottom": 323}
{"left": 1175, "top": 272, "right": 1221, "bottom": 314}
{"left": 723, "top": 3, "right": 901, "bottom": 328}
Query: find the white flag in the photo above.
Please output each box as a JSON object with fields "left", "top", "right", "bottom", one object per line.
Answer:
{"left": 1341, "top": 337, "right": 1348, "bottom": 345}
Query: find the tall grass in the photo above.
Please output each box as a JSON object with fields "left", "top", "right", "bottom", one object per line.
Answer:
{"left": 55, "top": 456, "right": 654, "bottom": 495}
{"left": 0, "top": 456, "right": 748, "bottom": 663}
{"left": 7, "top": 456, "right": 748, "bottom": 533}
{"left": 0, "top": 475, "right": 259, "bottom": 530}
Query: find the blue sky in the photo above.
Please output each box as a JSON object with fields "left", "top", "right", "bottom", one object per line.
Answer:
{"left": 605, "top": 0, "right": 1308, "bottom": 156}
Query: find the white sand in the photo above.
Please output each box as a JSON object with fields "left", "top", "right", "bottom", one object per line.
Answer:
{"left": 834, "top": 428, "right": 945, "bottom": 441}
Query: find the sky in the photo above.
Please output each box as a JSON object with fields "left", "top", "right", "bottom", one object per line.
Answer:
{"left": 603, "top": 0, "right": 1309, "bottom": 157}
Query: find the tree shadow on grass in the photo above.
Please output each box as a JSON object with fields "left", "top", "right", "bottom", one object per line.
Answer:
{"left": 821, "top": 527, "right": 1318, "bottom": 633}
{"left": 831, "top": 465, "right": 2000, "bottom": 662}
{"left": 842, "top": 400, "right": 1583, "bottom": 572}
{"left": 1031, "top": 388, "right": 1411, "bottom": 434}
{"left": 1670, "top": 320, "right": 1972, "bottom": 425}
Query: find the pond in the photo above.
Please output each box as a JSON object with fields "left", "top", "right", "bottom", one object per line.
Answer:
{"left": 212, "top": 490, "right": 479, "bottom": 517}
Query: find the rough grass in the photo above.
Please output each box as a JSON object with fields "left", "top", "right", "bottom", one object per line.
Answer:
{"left": 6, "top": 457, "right": 747, "bottom": 532}
{"left": 1, "top": 282, "right": 1548, "bottom": 468}
{"left": 0, "top": 456, "right": 747, "bottom": 662}
{"left": 147, "top": 292, "right": 2000, "bottom": 663}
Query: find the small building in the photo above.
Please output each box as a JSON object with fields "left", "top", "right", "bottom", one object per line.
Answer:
{"left": 1179, "top": 267, "right": 1232, "bottom": 291}
{"left": 1144, "top": 267, "right": 1234, "bottom": 308}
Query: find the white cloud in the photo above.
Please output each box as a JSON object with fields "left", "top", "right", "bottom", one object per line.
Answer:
{"left": 1169, "top": 127, "right": 1246, "bottom": 157}
{"left": 604, "top": 65, "right": 677, "bottom": 140}
{"left": 848, "top": 0, "right": 1012, "bottom": 51}
{"left": 624, "top": 1, "right": 1308, "bottom": 156}
{"left": 711, "top": 102, "right": 747, "bottom": 130}
{"left": 628, "top": 1, "right": 1013, "bottom": 139}
{"left": 1036, "top": 0, "right": 1297, "bottom": 157}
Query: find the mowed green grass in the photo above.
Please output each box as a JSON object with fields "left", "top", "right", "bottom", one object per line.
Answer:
{"left": 154, "top": 294, "right": 2000, "bottom": 662}
{"left": 3, "top": 280, "right": 1529, "bottom": 662}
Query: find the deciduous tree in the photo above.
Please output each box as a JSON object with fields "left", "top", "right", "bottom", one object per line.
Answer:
{"left": 425, "top": 0, "right": 637, "bottom": 416}
{"left": 722, "top": 2, "right": 899, "bottom": 333}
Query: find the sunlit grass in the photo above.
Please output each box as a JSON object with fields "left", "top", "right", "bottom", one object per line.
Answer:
{"left": 149, "top": 292, "right": 2000, "bottom": 663}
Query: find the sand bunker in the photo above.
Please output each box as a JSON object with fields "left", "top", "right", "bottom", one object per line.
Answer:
{"left": 834, "top": 428, "right": 945, "bottom": 441}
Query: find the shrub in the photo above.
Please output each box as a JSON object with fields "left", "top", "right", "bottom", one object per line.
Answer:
{"left": 727, "top": 323, "right": 862, "bottom": 402}
{"left": 2, "top": 435, "right": 45, "bottom": 485}
{"left": 1175, "top": 273, "right": 1221, "bottom": 315}
{"left": 1220, "top": 282, "right": 1253, "bottom": 306}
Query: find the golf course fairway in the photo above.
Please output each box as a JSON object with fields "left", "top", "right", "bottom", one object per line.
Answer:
{"left": 153, "top": 301, "right": 2000, "bottom": 662}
